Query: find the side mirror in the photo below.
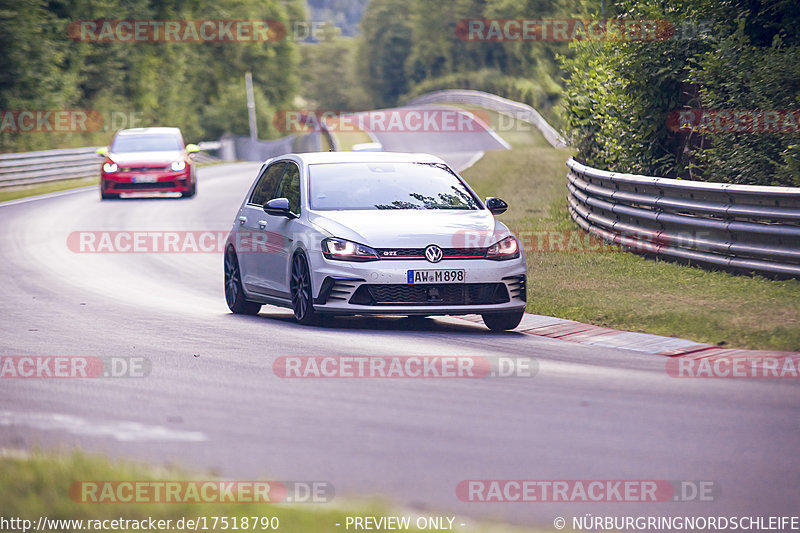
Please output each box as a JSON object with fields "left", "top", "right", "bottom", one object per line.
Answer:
{"left": 485, "top": 197, "right": 508, "bottom": 215}
{"left": 96, "top": 147, "right": 108, "bottom": 156}
{"left": 264, "top": 197, "right": 298, "bottom": 219}
{"left": 185, "top": 143, "right": 200, "bottom": 153}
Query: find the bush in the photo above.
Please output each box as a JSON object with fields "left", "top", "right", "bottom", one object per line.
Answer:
{"left": 559, "top": 0, "right": 800, "bottom": 186}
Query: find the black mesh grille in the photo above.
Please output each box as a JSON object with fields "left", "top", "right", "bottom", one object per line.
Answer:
{"left": 375, "top": 247, "right": 487, "bottom": 259}
{"left": 121, "top": 166, "right": 170, "bottom": 172}
{"left": 349, "top": 283, "right": 509, "bottom": 306}
{"left": 111, "top": 181, "right": 177, "bottom": 190}
{"left": 505, "top": 275, "right": 527, "bottom": 302}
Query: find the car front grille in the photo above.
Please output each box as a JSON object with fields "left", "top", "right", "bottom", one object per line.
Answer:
{"left": 121, "top": 165, "right": 171, "bottom": 172}
{"left": 111, "top": 181, "right": 177, "bottom": 190}
{"left": 505, "top": 274, "right": 527, "bottom": 302}
{"left": 319, "top": 278, "right": 360, "bottom": 303}
{"left": 349, "top": 283, "right": 510, "bottom": 306}
{"left": 374, "top": 247, "right": 488, "bottom": 260}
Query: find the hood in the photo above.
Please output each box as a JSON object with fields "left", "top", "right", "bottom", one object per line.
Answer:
{"left": 107, "top": 150, "right": 183, "bottom": 165}
{"left": 308, "top": 209, "right": 513, "bottom": 249}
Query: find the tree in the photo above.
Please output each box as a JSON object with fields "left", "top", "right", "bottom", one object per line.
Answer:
{"left": 559, "top": 0, "right": 800, "bottom": 185}
{"left": 357, "top": 0, "right": 413, "bottom": 107}
{"left": 299, "top": 23, "right": 371, "bottom": 109}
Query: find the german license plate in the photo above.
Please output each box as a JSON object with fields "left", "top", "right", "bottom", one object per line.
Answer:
{"left": 132, "top": 175, "right": 158, "bottom": 183}
{"left": 407, "top": 269, "right": 465, "bottom": 284}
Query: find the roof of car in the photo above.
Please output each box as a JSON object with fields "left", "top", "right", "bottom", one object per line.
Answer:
{"left": 286, "top": 151, "right": 446, "bottom": 165}
{"left": 116, "top": 127, "right": 182, "bottom": 136}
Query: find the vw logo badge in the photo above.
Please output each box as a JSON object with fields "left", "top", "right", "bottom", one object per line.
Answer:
{"left": 425, "top": 245, "right": 443, "bottom": 263}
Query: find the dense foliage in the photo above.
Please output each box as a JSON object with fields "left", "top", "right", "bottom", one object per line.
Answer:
{"left": 347, "top": 0, "right": 575, "bottom": 123}
{"left": 560, "top": 0, "right": 800, "bottom": 185}
{"left": 6, "top": 0, "right": 798, "bottom": 187}
{"left": 0, "top": 0, "right": 304, "bottom": 152}
{"left": 306, "top": 0, "right": 368, "bottom": 36}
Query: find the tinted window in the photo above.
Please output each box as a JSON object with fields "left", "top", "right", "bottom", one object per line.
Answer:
{"left": 275, "top": 163, "right": 301, "bottom": 214}
{"left": 249, "top": 162, "right": 286, "bottom": 206}
{"left": 308, "top": 162, "right": 479, "bottom": 210}
{"left": 111, "top": 134, "right": 182, "bottom": 152}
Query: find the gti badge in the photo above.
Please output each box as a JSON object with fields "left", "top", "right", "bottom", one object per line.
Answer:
{"left": 425, "top": 244, "right": 443, "bottom": 263}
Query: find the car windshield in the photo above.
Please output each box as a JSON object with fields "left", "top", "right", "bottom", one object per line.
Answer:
{"left": 111, "top": 134, "right": 182, "bottom": 152}
{"left": 309, "top": 162, "right": 480, "bottom": 210}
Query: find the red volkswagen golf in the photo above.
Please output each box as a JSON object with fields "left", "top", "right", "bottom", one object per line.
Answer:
{"left": 99, "top": 127, "right": 199, "bottom": 199}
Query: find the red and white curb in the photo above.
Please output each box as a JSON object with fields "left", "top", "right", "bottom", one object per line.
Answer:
{"left": 458, "top": 314, "right": 800, "bottom": 361}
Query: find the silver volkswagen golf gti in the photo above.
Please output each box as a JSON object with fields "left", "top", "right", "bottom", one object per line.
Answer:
{"left": 224, "top": 152, "right": 527, "bottom": 331}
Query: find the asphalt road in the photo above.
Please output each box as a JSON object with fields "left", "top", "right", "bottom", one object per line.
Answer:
{"left": 353, "top": 105, "right": 510, "bottom": 172}
{"left": 1, "top": 158, "right": 798, "bottom": 526}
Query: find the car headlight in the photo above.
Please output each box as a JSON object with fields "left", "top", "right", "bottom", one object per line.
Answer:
{"left": 321, "top": 238, "right": 379, "bottom": 262}
{"left": 103, "top": 162, "right": 118, "bottom": 173}
{"left": 485, "top": 236, "right": 520, "bottom": 260}
{"left": 171, "top": 160, "right": 187, "bottom": 171}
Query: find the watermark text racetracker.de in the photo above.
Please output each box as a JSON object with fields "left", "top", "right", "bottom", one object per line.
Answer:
{"left": 272, "top": 108, "right": 493, "bottom": 134}
{"left": 667, "top": 355, "right": 800, "bottom": 379}
{"left": 68, "top": 20, "right": 285, "bottom": 42}
{"left": 273, "top": 356, "right": 537, "bottom": 379}
{"left": 456, "top": 18, "right": 712, "bottom": 42}
{"left": 69, "top": 480, "right": 332, "bottom": 503}
{"left": 0, "top": 356, "right": 149, "bottom": 378}
{"left": 0, "top": 110, "right": 143, "bottom": 133}
{"left": 457, "top": 480, "right": 719, "bottom": 503}
{"left": 667, "top": 109, "right": 800, "bottom": 133}
{"left": 67, "top": 230, "right": 283, "bottom": 254}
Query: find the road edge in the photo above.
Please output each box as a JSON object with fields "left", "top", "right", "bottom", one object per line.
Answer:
{"left": 457, "top": 313, "right": 800, "bottom": 359}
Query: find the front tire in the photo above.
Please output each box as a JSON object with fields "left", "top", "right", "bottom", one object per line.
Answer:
{"left": 181, "top": 180, "right": 196, "bottom": 198}
{"left": 290, "top": 253, "right": 319, "bottom": 326}
{"left": 224, "top": 247, "right": 261, "bottom": 315}
{"left": 100, "top": 189, "right": 119, "bottom": 200}
{"left": 482, "top": 310, "right": 524, "bottom": 332}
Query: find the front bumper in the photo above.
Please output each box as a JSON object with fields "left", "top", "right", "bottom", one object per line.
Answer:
{"left": 309, "top": 256, "right": 527, "bottom": 316}
{"left": 101, "top": 169, "right": 192, "bottom": 193}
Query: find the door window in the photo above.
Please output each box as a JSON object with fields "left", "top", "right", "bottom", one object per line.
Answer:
{"left": 274, "top": 163, "right": 301, "bottom": 215}
{"left": 249, "top": 162, "right": 286, "bottom": 206}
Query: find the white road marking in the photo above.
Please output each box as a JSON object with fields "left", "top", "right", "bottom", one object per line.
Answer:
{"left": 459, "top": 151, "right": 486, "bottom": 172}
{"left": 0, "top": 410, "right": 206, "bottom": 442}
{"left": 0, "top": 186, "right": 95, "bottom": 208}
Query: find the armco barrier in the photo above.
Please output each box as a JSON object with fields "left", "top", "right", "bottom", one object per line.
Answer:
{"left": 218, "top": 119, "right": 338, "bottom": 162}
{"left": 0, "top": 144, "right": 221, "bottom": 189}
{"left": 406, "top": 89, "right": 567, "bottom": 149}
{"left": 567, "top": 158, "right": 800, "bottom": 277}
{"left": 0, "top": 147, "right": 103, "bottom": 188}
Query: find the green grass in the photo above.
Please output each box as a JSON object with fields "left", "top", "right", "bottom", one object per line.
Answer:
{"left": 0, "top": 177, "right": 98, "bottom": 203}
{"left": 0, "top": 451, "right": 545, "bottom": 533}
{"left": 330, "top": 118, "right": 372, "bottom": 151}
{"left": 460, "top": 108, "right": 800, "bottom": 351}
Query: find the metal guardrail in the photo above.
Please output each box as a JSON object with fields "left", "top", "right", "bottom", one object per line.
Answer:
{"left": 191, "top": 151, "right": 221, "bottom": 164}
{"left": 218, "top": 119, "right": 339, "bottom": 162}
{"left": 406, "top": 89, "right": 568, "bottom": 149}
{"left": 567, "top": 158, "right": 800, "bottom": 277}
{"left": 0, "top": 144, "right": 222, "bottom": 189}
{"left": 0, "top": 146, "right": 103, "bottom": 189}
{"left": 0, "top": 126, "right": 327, "bottom": 189}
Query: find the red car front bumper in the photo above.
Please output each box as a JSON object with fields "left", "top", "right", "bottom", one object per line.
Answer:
{"left": 101, "top": 168, "right": 193, "bottom": 194}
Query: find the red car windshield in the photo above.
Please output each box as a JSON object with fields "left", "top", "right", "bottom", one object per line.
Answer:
{"left": 111, "top": 134, "right": 183, "bottom": 152}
